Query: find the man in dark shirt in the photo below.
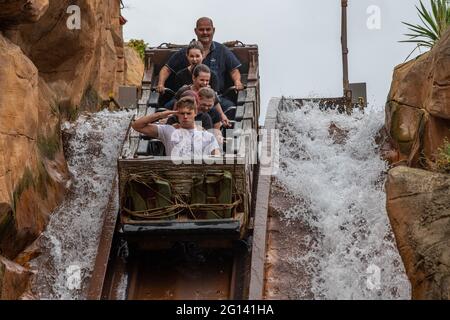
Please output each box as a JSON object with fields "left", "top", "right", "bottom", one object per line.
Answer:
{"left": 197, "top": 87, "right": 222, "bottom": 129}
{"left": 156, "top": 17, "right": 244, "bottom": 101}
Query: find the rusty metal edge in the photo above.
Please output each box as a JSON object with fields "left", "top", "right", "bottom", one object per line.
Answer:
{"left": 86, "top": 174, "right": 120, "bottom": 300}
{"left": 248, "top": 98, "right": 280, "bottom": 300}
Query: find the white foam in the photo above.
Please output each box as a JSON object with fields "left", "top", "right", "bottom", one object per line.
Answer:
{"left": 31, "top": 109, "right": 133, "bottom": 300}
{"left": 274, "top": 100, "right": 411, "bottom": 299}
{"left": 115, "top": 273, "right": 129, "bottom": 300}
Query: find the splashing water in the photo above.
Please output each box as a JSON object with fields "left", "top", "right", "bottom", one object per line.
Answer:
{"left": 31, "top": 109, "right": 133, "bottom": 300}
{"left": 273, "top": 100, "right": 411, "bottom": 299}
{"left": 115, "top": 273, "right": 129, "bottom": 300}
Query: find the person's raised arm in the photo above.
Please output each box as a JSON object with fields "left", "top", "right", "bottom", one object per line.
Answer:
{"left": 131, "top": 110, "right": 178, "bottom": 137}
{"left": 157, "top": 48, "right": 187, "bottom": 93}
{"left": 230, "top": 68, "right": 244, "bottom": 90}
{"left": 156, "top": 66, "right": 172, "bottom": 93}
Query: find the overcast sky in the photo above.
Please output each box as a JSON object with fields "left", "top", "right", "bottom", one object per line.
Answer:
{"left": 122, "top": 0, "right": 427, "bottom": 119}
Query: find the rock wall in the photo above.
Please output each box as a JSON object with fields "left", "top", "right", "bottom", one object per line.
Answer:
{"left": 0, "top": 0, "right": 49, "bottom": 28}
{"left": 385, "top": 29, "right": 450, "bottom": 167}
{"left": 0, "top": 0, "right": 69, "bottom": 261}
{"left": 0, "top": 255, "right": 35, "bottom": 300}
{"left": 385, "top": 28, "right": 450, "bottom": 300}
{"left": 0, "top": 0, "right": 141, "bottom": 299}
{"left": 386, "top": 167, "right": 450, "bottom": 299}
{"left": 124, "top": 46, "right": 144, "bottom": 87}
{"left": 17, "top": 0, "right": 126, "bottom": 118}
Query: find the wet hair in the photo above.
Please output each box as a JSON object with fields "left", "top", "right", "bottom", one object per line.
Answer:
{"left": 174, "top": 96, "right": 198, "bottom": 114}
{"left": 196, "top": 17, "right": 214, "bottom": 28}
{"left": 198, "top": 87, "right": 215, "bottom": 100}
{"left": 175, "top": 86, "right": 190, "bottom": 100}
{"left": 187, "top": 40, "right": 204, "bottom": 55}
{"left": 174, "top": 85, "right": 199, "bottom": 101}
{"left": 180, "top": 89, "right": 199, "bottom": 105}
{"left": 192, "top": 64, "right": 211, "bottom": 78}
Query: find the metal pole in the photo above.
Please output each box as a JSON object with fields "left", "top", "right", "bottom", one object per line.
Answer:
{"left": 341, "top": 0, "right": 350, "bottom": 100}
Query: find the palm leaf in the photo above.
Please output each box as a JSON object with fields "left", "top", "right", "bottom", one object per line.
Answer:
{"left": 418, "top": 1, "right": 439, "bottom": 35}
{"left": 403, "top": 22, "right": 438, "bottom": 40}
{"left": 399, "top": 39, "right": 434, "bottom": 47}
{"left": 406, "top": 23, "right": 436, "bottom": 36}
{"left": 416, "top": 13, "right": 438, "bottom": 37}
{"left": 400, "top": 0, "right": 450, "bottom": 49}
{"left": 431, "top": 0, "right": 447, "bottom": 35}
{"left": 417, "top": 2, "right": 440, "bottom": 37}
{"left": 419, "top": 2, "right": 436, "bottom": 25}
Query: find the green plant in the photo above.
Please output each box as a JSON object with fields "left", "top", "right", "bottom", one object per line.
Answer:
{"left": 12, "top": 168, "right": 34, "bottom": 215}
{"left": 37, "top": 128, "right": 62, "bottom": 161}
{"left": 127, "top": 39, "right": 148, "bottom": 61}
{"left": 400, "top": 0, "right": 450, "bottom": 49}
{"left": 433, "top": 138, "right": 450, "bottom": 173}
{"left": 80, "top": 85, "right": 101, "bottom": 112}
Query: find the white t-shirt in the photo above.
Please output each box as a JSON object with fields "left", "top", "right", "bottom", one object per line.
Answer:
{"left": 157, "top": 125, "right": 220, "bottom": 158}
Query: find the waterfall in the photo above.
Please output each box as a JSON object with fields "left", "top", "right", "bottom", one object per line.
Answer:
{"left": 31, "top": 110, "right": 133, "bottom": 300}
{"left": 271, "top": 99, "right": 411, "bottom": 299}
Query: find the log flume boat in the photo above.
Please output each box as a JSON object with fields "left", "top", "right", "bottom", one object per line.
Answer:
{"left": 87, "top": 41, "right": 275, "bottom": 300}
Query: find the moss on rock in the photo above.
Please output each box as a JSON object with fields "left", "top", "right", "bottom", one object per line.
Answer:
{"left": 37, "top": 130, "right": 61, "bottom": 161}
{"left": 12, "top": 168, "right": 34, "bottom": 216}
{"left": 80, "top": 85, "right": 102, "bottom": 112}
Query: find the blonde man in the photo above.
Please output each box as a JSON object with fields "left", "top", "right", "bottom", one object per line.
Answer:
{"left": 132, "top": 96, "right": 220, "bottom": 157}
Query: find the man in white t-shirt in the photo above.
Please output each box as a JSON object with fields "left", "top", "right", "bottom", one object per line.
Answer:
{"left": 131, "top": 96, "right": 220, "bottom": 158}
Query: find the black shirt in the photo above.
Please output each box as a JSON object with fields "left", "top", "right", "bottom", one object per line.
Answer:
{"left": 176, "top": 67, "right": 219, "bottom": 92}
{"left": 208, "top": 107, "right": 221, "bottom": 125}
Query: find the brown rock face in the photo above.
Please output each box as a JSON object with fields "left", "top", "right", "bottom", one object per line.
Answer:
{"left": 14, "top": 237, "right": 42, "bottom": 269}
{"left": 0, "top": 0, "right": 130, "bottom": 261}
{"left": 124, "top": 46, "right": 144, "bottom": 87}
{"left": 386, "top": 166, "right": 450, "bottom": 300}
{"left": 0, "top": 33, "right": 69, "bottom": 259}
{"left": 0, "top": 0, "right": 49, "bottom": 27}
{"left": 0, "top": 255, "right": 35, "bottom": 300}
{"left": 385, "top": 29, "right": 450, "bottom": 167}
{"left": 0, "top": 0, "right": 135, "bottom": 299}
{"left": 384, "top": 27, "right": 450, "bottom": 301}
{"left": 18, "top": 0, "right": 125, "bottom": 116}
